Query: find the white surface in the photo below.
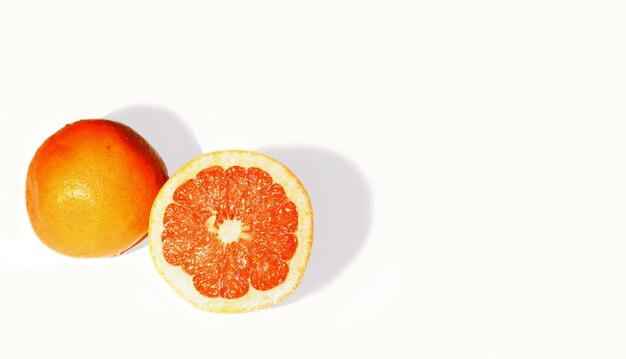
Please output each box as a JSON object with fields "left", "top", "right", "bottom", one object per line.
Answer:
{"left": 1, "top": 1, "right": 625, "bottom": 358}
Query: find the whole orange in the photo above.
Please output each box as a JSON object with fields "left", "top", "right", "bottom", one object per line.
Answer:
{"left": 26, "top": 119, "right": 168, "bottom": 258}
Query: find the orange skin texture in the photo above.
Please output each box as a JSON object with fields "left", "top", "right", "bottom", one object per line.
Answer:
{"left": 26, "top": 119, "right": 168, "bottom": 258}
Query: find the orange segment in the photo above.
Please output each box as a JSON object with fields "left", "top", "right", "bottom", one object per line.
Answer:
{"left": 149, "top": 150, "right": 313, "bottom": 313}
{"left": 163, "top": 165, "right": 299, "bottom": 299}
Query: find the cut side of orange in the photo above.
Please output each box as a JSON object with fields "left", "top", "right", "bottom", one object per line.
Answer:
{"left": 149, "top": 150, "right": 313, "bottom": 313}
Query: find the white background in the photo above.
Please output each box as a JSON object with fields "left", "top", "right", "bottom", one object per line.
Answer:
{"left": 1, "top": 1, "right": 625, "bottom": 358}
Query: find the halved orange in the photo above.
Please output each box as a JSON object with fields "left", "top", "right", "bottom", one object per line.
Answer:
{"left": 149, "top": 150, "right": 313, "bottom": 313}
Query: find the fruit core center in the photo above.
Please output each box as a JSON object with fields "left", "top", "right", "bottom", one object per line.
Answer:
{"left": 217, "top": 220, "right": 242, "bottom": 244}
